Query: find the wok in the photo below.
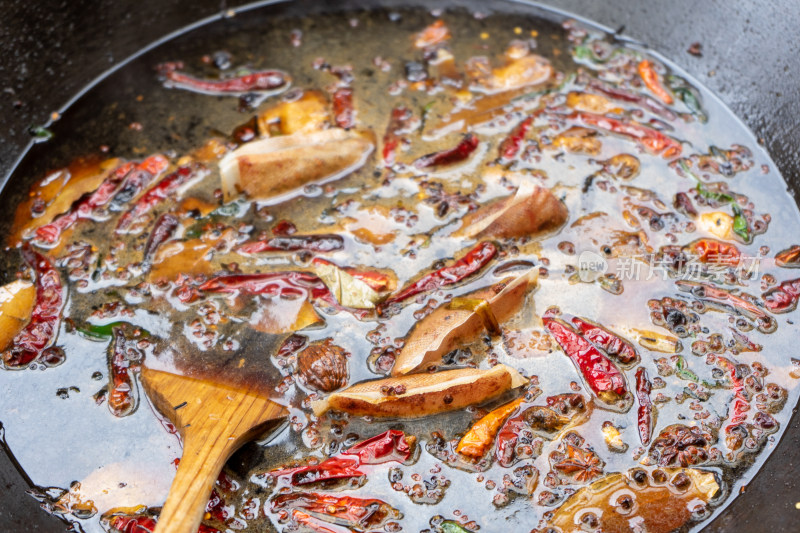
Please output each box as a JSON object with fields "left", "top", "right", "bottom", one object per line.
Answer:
{"left": 1, "top": 0, "right": 798, "bottom": 531}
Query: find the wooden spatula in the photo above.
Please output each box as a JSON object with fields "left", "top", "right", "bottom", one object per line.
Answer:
{"left": 141, "top": 366, "right": 288, "bottom": 533}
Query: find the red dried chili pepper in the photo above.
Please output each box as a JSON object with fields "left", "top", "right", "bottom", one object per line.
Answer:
{"left": 543, "top": 316, "right": 628, "bottom": 400}
{"left": 109, "top": 155, "right": 169, "bottom": 210}
{"left": 495, "top": 413, "right": 527, "bottom": 467}
{"left": 414, "top": 133, "right": 479, "bottom": 168}
{"left": 271, "top": 430, "right": 414, "bottom": 486}
{"left": 570, "top": 316, "right": 639, "bottom": 365}
{"left": 763, "top": 277, "right": 800, "bottom": 313}
{"left": 635, "top": 367, "right": 653, "bottom": 445}
{"left": 143, "top": 213, "right": 179, "bottom": 265}
{"left": 35, "top": 156, "right": 168, "bottom": 244}
{"left": 107, "top": 326, "right": 140, "bottom": 418}
{"left": 637, "top": 60, "right": 674, "bottom": 105}
{"left": 381, "top": 241, "right": 497, "bottom": 309}
{"left": 272, "top": 493, "right": 397, "bottom": 528}
{"left": 3, "top": 246, "right": 64, "bottom": 368}
{"left": 117, "top": 164, "right": 207, "bottom": 233}
{"left": 383, "top": 106, "right": 413, "bottom": 167}
{"left": 332, "top": 87, "right": 355, "bottom": 129}
{"left": 291, "top": 510, "right": 350, "bottom": 533}
{"left": 35, "top": 163, "right": 131, "bottom": 244}
{"left": 198, "top": 271, "right": 369, "bottom": 318}
{"left": 237, "top": 234, "right": 344, "bottom": 254}
{"left": 687, "top": 239, "right": 741, "bottom": 266}
{"left": 571, "top": 111, "right": 682, "bottom": 158}
{"left": 676, "top": 280, "right": 776, "bottom": 333}
{"left": 157, "top": 62, "right": 290, "bottom": 95}
{"left": 106, "top": 514, "right": 219, "bottom": 533}
{"left": 498, "top": 116, "right": 533, "bottom": 159}
{"left": 199, "top": 272, "right": 331, "bottom": 300}
{"left": 107, "top": 515, "right": 159, "bottom": 533}
{"left": 587, "top": 78, "right": 676, "bottom": 120}
{"left": 716, "top": 357, "right": 749, "bottom": 434}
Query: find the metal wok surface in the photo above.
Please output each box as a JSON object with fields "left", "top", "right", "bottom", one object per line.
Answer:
{"left": 0, "top": 0, "right": 798, "bottom": 531}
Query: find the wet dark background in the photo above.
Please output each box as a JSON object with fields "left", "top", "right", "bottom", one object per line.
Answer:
{"left": 1, "top": 0, "right": 798, "bottom": 531}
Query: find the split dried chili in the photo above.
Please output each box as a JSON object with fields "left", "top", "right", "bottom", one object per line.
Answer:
{"left": 413, "top": 133, "right": 479, "bottom": 168}
{"left": 332, "top": 87, "right": 355, "bottom": 129}
{"left": 456, "top": 397, "right": 523, "bottom": 458}
{"left": 498, "top": 116, "right": 533, "bottom": 159}
{"left": 157, "top": 62, "right": 290, "bottom": 94}
{"left": 381, "top": 241, "right": 496, "bottom": 308}
{"left": 117, "top": 164, "right": 207, "bottom": 233}
{"left": 36, "top": 156, "right": 168, "bottom": 244}
{"left": 637, "top": 60, "right": 674, "bottom": 105}
{"left": 687, "top": 239, "right": 741, "bottom": 266}
{"left": 109, "top": 155, "right": 170, "bottom": 210}
{"left": 271, "top": 493, "right": 397, "bottom": 528}
{"left": 571, "top": 111, "right": 682, "bottom": 158}
{"left": 635, "top": 367, "right": 653, "bottom": 445}
{"left": 762, "top": 277, "right": 800, "bottom": 313}
{"left": 495, "top": 413, "right": 526, "bottom": 467}
{"left": 570, "top": 316, "right": 639, "bottom": 365}
{"left": 271, "top": 430, "right": 414, "bottom": 485}
{"left": 587, "top": 78, "right": 676, "bottom": 120}
{"left": 237, "top": 234, "right": 344, "bottom": 254}
{"left": 775, "top": 245, "right": 800, "bottom": 268}
{"left": 544, "top": 316, "right": 628, "bottom": 400}
{"left": 3, "top": 246, "right": 64, "bottom": 368}
{"left": 383, "top": 106, "right": 413, "bottom": 167}
{"left": 143, "top": 213, "right": 180, "bottom": 265}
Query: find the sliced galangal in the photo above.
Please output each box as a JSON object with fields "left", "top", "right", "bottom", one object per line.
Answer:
{"left": 0, "top": 280, "right": 36, "bottom": 351}
{"left": 392, "top": 270, "right": 536, "bottom": 376}
{"left": 219, "top": 129, "right": 374, "bottom": 202}
{"left": 311, "top": 364, "right": 527, "bottom": 418}
{"left": 455, "top": 181, "right": 568, "bottom": 240}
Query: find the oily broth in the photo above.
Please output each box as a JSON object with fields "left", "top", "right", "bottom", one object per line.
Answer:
{"left": 0, "top": 5, "right": 799, "bottom": 533}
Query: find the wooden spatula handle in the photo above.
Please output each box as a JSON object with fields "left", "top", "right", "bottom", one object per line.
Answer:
{"left": 154, "top": 430, "right": 233, "bottom": 533}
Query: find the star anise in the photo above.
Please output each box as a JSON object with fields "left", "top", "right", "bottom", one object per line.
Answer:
{"left": 419, "top": 180, "right": 477, "bottom": 218}
{"left": 649, "top": 424, "right": 713, "bottom": 467}
{"left": 549, "top": 433, "right": 604, "bottom": 484}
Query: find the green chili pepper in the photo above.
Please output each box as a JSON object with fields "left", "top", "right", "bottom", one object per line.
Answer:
{"left": 681, "top": 160, "right": 737, "bottom": 204}
{"left": 573, "top": 44, "right": 595, "bottom": 61}
{"left": 77, "top": 321, "right": 150, "bottom": 340}
{"left": 675, "top": 356, "right": 699, "bottom": 382}
{"left": 441, "top": 521, "right": 472, "bottom": 533}
{"left": 732, "top": 204, "right": 751, "bottom": 242}
{"left": 667, "top": 75, "right": 707, "bottom": 123}
{"left": 421, "top": 101, "right": 436, "bottom": 129}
